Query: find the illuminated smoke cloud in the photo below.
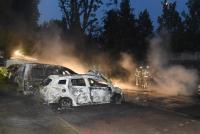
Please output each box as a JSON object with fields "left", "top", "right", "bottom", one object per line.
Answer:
{"left": 32, "top": 34, "right": 89, "bottom": 74}
{"left": 10, "top": 29, "right": 199, "bottom": 96}
{"left": 148, "top": 37, "right": 199, "bottom": 96}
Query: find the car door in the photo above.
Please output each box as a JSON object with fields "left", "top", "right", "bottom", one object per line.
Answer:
{"left": 88, "top": 78, "right": 111, "bottom": 103}
{"left": 45, "top": 79, "right": 67, "bottom": 103}
{"left": 69, "top": 78, "right": 91, "bottom": 105}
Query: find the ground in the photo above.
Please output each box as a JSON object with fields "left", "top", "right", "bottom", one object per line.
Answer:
{"left": 1, "top": 84, "right": 200, "bottom": 134}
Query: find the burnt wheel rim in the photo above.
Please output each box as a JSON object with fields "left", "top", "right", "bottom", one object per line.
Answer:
{"left": 60, "top": 99, "right": 72, "bottom": 109}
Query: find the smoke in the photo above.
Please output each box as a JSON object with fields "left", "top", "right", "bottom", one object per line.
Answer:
{"left": 32, "top": 34, "right": 89, "bottom": 74}
{"left": 30, "top": 32, "right": 138, "bottom": 90}
{"left": 21, "top": 26, "right": 139, "bottom": 90}
{"left": 148, "top": 36, "right": 199, "bottom": 96}
{"left": 11, "top": 25, "right": 199, "bottom": 96}
{"left": 113, "top": 53, "right": 138, "bottom": 90}
{"left": 119, "top": 53, "right": 136, "bottom": 77}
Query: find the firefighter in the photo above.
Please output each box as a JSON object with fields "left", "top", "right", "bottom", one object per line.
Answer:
{"left": 135, "top": 68, "right": 139, "bottom": 86}
{"left": 142, "top": 66, "right": 151, "bottom": 89}
{"left": 135, "top": 66, "right": 143, "bottom": 87}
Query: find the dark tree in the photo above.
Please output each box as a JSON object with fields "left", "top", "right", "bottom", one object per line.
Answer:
{"left": 157, "top": 0, "right": 183, "bottom": 33}
{"left": 103, "top": 10, "right": 121, "bottom": 55}
{"left": 118, "top": 0, "right": 138, "bottom": 53}
{"left": 138, "top": 9, "right": 153, "bottom": 37}
{"left": 185, "top": 0, "right": 200, "bottom": 33}
{"left": 103, "top": 0, "right": 137, "bottom": 55}
{"left": 0, "top": 0, "right": 39, "bottom": 31}
{"left": 59, "top": 0, "right": 102, "bottom": 36}
{"left": 181, "top": 0, "right": 200, "bottom": 51}
{"left": 157, "top": 0, "right": 185, "bottom": 52}
{"left": 0, "top": 0, "right": 40, "bottom": 56}
{"left": 39, "top": 20, "right": 65, "bottom": 36}
{"left": 137, "top": 9, "right": 153, "bottom": 60}
{"left": 103, "top": 0, "right": 149, "bottom": 61}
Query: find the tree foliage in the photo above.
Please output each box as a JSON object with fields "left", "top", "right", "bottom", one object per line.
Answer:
{"left": 103, "top": 9, "right": 120, "bottom": 53}
{"left": 138, "top": 9, "right": 153, "bottom": 37}
{"left": 137, "top": 9, "right": 153, "bottom": 60}
{"left": 118, "top": 0, "right": 137, "bottom": 52}
{"left": 185, "top": 0, "right": 200, "bottom": 33}
{"left": 180, "top": 0, "right": 200, "bottom": 51}
{"left": 157, "top": 0, "right": 186, "bottom": 52}
{"left": 59, "top": 0, "right": 102, "bottom": 35}
{"left": 103, "top": 0, "right": 137, "bottom": 56}
{"left": 1, "top": 0, "right": 200, "bottom": 60}
{"left": 0, "top": 0, "right": 40, "bottom": 57}
{"left": 157, "top": 0, "right": 183, "bottom": 33}
{"left": 0, "top": 0, "right": 39, "bottom": 31}
{"left": 103, "top": 0, "right": 153, "bottom": 61}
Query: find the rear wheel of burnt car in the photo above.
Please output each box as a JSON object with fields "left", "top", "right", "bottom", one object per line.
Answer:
{"left": 59, "top": 98, "right": 72, "bottom": 110}
{"left": 111, "top": 93, "right": 123, "bottom": 104}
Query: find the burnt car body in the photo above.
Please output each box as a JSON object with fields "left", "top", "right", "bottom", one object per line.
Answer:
{"left": 6, "top": 59, "right": 31, "bottom": 68}
{"left": 39, "top": 72, "right": 123, "bottom": 109}
{"left": 15, "top": 63, "right": 76, "bottom": 95}
{"left": 6, "top": 59, "right": 38, "bottom": 82}
{"left": 7, "top": 64, "right": 22, "bottom": 81}
{"left": 0, "top": 57, "right": 5, "bottom": 67}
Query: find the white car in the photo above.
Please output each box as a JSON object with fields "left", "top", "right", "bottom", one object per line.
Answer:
{"left": 13, "top": 63, "right": 76, "bottom": 95}
{"left": 39, "top": 73, "right": 124, "bottom": 109}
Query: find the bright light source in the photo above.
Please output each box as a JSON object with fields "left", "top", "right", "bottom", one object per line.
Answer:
{"left": 11, "top": 49, "right": 38, "bottom": 61}
{"left": 165, "top": 1, "right": 169, "bottom": 7}
{"left": 14, "top": 50, "right": 23, "bottom": 56}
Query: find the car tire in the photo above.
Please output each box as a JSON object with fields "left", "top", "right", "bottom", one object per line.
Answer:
{"left": 59, "top": 98, "right": 72, "bottom": 110}
{"left": 111, "top": 94, "right": 123, "bottom": 104}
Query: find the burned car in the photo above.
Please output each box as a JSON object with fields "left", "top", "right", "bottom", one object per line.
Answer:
{"left": 39, "top": 72, "right": 123, "bottom": 109}
{"left": 0, "top": 56, "right": 5, "bottom": 67}
{"left": 7, "top": 64, "right": 22, "bottom": 81}
{"left": 15, "top": 63, "right": 76, "bottom": 95}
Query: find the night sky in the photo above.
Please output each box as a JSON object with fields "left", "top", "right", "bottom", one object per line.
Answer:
{"left": 38, "top": 0, "right": 188, "bottom": 27}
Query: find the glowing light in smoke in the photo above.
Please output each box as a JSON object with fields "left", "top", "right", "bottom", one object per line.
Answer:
{"left": 12, "top": 49, "right": 38, "bottom": 61}
{"left": 112, "top": 79, "right": 137, "bottom": 91}
{"left": 14, "top": 50, "right": 22, "bottom": 56}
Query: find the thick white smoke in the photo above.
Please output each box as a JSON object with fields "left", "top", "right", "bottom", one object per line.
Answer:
{"left": 148, "top": 37, "right": 199, "bottom": 96}
{"left": 112, "top": 53, "right": 138, "bottom": 90}
{"left": 11, "top": 27, "right": 199, "bottom": 96}
{"left": 32, "top": 34, "right": 89, "bottom": 74}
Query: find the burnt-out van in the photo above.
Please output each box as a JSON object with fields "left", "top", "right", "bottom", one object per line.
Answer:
{"left": 15, "top": 63, "right": 76, "bottom": 95}
{"left": 0, "top": 56, "right": 5, "bottom": 67}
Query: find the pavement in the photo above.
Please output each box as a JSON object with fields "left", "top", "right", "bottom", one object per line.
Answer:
{"left": 1, "top": 86, "right": 200, "bottom": 134}
{"left": 58, "top": 103, "right": 200, "bottom": 134}
{"left": 0, "top": 94, "right": 79, "bottom": 134}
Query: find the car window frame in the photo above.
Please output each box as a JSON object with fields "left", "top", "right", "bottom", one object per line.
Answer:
{"left": 70, "top": 78, "right": 86, "bottom": 87}
{"left": 58, "top": 79, "right": 67, "bottom": 85}
{"left": 88, "top": 78, "right": 108, "bottom": 88}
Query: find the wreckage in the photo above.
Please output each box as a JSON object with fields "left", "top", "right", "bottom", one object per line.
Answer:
{"left": 39, "top": 70, "right": 123, "bottom": 109}
{"left": 0, "top": 51, "right": 5, "bottom": 67}
{"left": 0, "top": 57, "right": 5, "bottom": 67}
{"left": 14, "top": 63, "right": 76, "bottom": 95}
{"left": 6, "top": 53, "right": 124, "bottom": 108}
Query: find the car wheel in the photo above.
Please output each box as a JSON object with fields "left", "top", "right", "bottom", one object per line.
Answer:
{"left": 112, "top": 94, "right": 123, "bottom": 104}
{"left": 59, "top": 98, "right": 72, "bottom": 110}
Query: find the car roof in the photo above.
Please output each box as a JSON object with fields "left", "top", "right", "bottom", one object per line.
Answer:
{"left": 21, "top": 63, "right": 77, "bottom": 74}
{"left": 49, "top": 74, "right": 98, "bottom": 80}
